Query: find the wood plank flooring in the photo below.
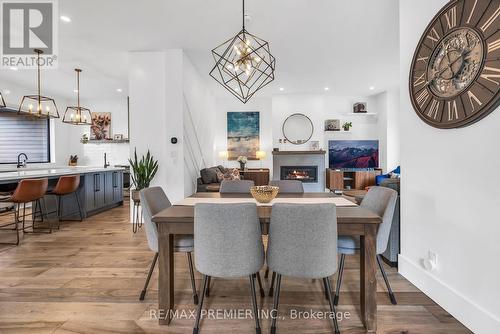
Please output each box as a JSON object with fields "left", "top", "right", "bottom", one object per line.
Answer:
{"left": 0, "top": 199, "right": 472, "bottom": 333}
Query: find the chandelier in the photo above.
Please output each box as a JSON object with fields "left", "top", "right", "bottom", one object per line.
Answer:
{"left": 18, "top": 49, "right": 60, "bottom": 118}
{"left": 210, "top": 0, "right": 276, "bottom": 104}
{"left": 63, "top": 69, "right": 92, "bottom": 125}
{"left": 0, "top": 91, "right": 5, "bottom": 108}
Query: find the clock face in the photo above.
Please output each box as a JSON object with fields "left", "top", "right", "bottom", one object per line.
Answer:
{"left": 410, "top": 0, "right": 500, "bottom": 129}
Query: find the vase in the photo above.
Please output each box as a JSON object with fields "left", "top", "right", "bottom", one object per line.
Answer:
{"left": 239, "top": 162, "right": 246, "bottom": 171}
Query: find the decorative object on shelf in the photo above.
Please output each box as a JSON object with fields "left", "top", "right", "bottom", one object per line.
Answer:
{"left": 227, "top": 111, "right": 260, "bottom": 160}
{"left": 90, "top": 112, "right": 111, "bottom": 140}
{"left": 342, "top": 121, "right": 353, "bottom": 131}
{"left": 63, "top": 69, "right": 91, "bottom": 125}
{"left": 18, "top": 49, "right": 59, "bottom": 119}
{"left": 113, "top": 134, "right": 124, "bottom": 140}
{"left": 129, "top": 148, "right": 159, "bottom": 200}
{"left": 81, "top": 134, "right": 89, "bottom": 144}
{"left": 68, "top": 155, "right": 78, "bottom": 166}
{"left": 325, "top": 119, "right": 341, "bottom": 131}
{"left": 310, "top": 141, "right": 320, "bottom": 151}
{"left": 329, "top": 140, "right": 379, "bottom": 169}
{"left": 256, "top": 150, "right": 266, "bottom": 168}
{"left": 237, "top": 155, "right": 248, "bottom": 170}
{"left": 282, "top": 113, "right": 314, "bottom": 145}
{"left": 0, "top": 91, "right": 6, "bottom": 108}
{"left": 250, "top": 185, "right": 279, "bottom": 203}
{"left": 409, "top": 0, "right": 499, "bottom": 129}
{"left": 353, "top": 102, "right": 367, "bottom": 113}
{"left": 209, "top": 0, "right": 276, "bottom": 104}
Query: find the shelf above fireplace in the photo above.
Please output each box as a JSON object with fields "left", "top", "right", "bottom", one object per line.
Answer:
{"left": 272, "top": 150, "right": 326, "bottom": 155}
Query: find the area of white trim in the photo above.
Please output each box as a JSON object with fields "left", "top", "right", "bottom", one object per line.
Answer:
{"left": 398, "top": 254, "right": 500, "bottom": 334}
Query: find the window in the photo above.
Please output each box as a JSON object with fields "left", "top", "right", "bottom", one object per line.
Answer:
{"left": 0, "top": 112, "right": 51, "bottom": 164}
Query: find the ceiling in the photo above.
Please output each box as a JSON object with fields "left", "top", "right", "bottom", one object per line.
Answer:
{"left": 0, "top": 0, "right": 400, "bottom": 100}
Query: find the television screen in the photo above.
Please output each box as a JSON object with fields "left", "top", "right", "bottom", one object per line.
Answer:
{"left": 329, "top": 140, "right": 379, "bottom": 169}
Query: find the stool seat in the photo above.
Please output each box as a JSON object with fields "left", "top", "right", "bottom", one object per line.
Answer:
{"left": 51, "top": 175, "right": 80, "bottom": 195}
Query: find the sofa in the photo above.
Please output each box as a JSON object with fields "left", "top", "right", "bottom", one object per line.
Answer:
{"left": 196, "top": 165, "right": 226, "bottom": 192}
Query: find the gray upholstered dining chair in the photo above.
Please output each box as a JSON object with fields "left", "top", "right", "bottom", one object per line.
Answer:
{"left": 267, "top": 203, "right": 340, "bottom": 334}
{"left": 269, "top": 180, "right": 304, "bottom": 193}
{"left": 334, "top": 186, "right": 398, "bottom": 305}
{"left": 219, "top": 179, "right": 254, "bottom": 193}
{"left": 139, "top": 187, "right": 198, "bottom": 304}
{"left": 193, "top": 203, "right": 264, "bottom": 334}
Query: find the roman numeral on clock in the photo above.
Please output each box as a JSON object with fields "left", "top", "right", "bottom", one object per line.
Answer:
{"left": 480, "top": 5, "right": 500, "bottom": 32}
{"left": 447, "top": 100, "right": 459, "bottom": 121}
{"left": 427, "top": 99, "right": 440, "bottom": 120}
{"left": 426, "top": 28, "right": 440, "bottom": 43}
{"left": 466, "top": 90, "right": 483, "bottom": 112}
{"left": 413, "top": 72, "right": 426, "bottom": 87}
{"left": 488, "top": 39, "right": 500, "bottom": 54}
{"left": 480, "top": 66, "right": 500, "bottom": 85}
{"left": 417, "top": 56, "right": 429, "bottom": 63}
{"left": 466, "top": 0, "right": 478, "bottom": 24}
{"left": 416, "top": 89, "right": 430, "bottom": 108}
{"left": 445, "top": 6, "right": 457, "bottom": 29}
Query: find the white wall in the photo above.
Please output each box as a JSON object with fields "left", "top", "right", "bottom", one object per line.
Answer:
{"left": 399, "top": 1, "right": 500, "bottom": 333}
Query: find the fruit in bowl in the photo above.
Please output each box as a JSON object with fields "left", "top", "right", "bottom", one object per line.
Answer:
{"left": 250, "top": 186, "right": 279, "bottom": 203}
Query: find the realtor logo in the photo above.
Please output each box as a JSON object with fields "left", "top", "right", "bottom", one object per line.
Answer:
{"left": 1, "top": 0, "right": 58, "bottom": 69}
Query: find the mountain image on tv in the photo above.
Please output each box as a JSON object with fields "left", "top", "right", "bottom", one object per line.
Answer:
{"left": 329, "top": 140, "right": 379, "bottom": 169}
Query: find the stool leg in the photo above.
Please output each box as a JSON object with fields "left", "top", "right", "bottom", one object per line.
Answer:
{"left": 57, "top": 195, "right": 62, "bottom": 229}
{"left": 255, "top": 272, "right": 265, "bottom": 297}
{"left": 268, "top": 271, "right": 276, "bottom": 296}
{"left": 270, "top": 274, "right": 282, "bottom": 334}
{"left": 250, "top": 274, "right": 262, "bottom": 334}
{"left": 75, "top": 192, "right": 83, "bottom": 222}
{"left": 324, "top": 277, "right": 340, "bottom": 334}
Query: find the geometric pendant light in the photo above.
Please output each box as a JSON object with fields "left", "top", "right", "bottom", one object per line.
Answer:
{"left": 63, "top": 69, "right": 92, "bottom": 125}
{"left": 209, "top": 0, "right": 276, "bottom": 104}
{"left": 18, "top": 49, "right": 60, "bottom": 118}
{"left": 0, "top": 90, "right": 5, "bottom": 108}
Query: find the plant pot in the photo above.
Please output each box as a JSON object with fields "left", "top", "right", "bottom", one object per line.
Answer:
{"left": 68, "top": 162, "right": 77, "bottom": 167}
{"left": 239, "top": 162, "right": 246, "bottom": 171}
{"left": 131, "top": 189, "right": 141, "bottom": 203}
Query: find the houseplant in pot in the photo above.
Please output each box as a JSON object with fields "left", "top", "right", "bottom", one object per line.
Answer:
{"left": 129, "top": 149, "right": 159, "bottom": 202}
{"left": 237, "top": 156, "right": 248, "bottom": 170}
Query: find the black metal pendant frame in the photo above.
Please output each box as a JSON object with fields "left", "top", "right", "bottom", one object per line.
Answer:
{"left": 0, "top": 92, "right": 5, "bottom": 108}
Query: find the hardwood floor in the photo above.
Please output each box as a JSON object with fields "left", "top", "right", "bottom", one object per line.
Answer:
{"left": 0, "top": 199, "right": 471, "bottom": 333}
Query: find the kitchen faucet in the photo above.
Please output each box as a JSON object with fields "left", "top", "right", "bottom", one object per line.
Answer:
{"left": 17, "top": 153, "right": 28, "bottom": 168}
{"left": 104, "top": 153, "right": 110, "bottom": 168}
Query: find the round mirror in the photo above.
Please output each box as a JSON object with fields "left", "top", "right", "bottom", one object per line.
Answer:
{"left": 282, "top": 113, "right": 314, "bottom": 145}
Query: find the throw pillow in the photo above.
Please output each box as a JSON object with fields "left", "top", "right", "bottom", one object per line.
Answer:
{"left": 221, "top": 168, "right": 241, "bottom": 181}
{"left": 200, "top": 167, "right": 219, "bottom": 184}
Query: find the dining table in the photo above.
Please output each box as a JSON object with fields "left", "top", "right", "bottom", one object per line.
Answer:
{"left": 152, "top": 192, "right": 382, "bottom": 333}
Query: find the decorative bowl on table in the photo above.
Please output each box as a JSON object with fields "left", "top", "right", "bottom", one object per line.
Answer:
{"left": 250, "top": 186, "right": 279, "bottom": 203}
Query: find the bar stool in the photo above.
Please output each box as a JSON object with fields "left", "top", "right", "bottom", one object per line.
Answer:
{"left": 0, "top": 178, "right": 48, "bottom": 245}
{"left": 47, "top": 175, "right": 83, "bottom": 229}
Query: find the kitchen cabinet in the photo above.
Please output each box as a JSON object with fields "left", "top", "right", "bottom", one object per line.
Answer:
{"left": 84, "top": 170, "right": 123, "bottom": 216}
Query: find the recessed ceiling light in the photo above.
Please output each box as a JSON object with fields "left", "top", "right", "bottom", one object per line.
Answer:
{"left": 116, "top": 88, "right": 123, "bottom": 93}
{"left": 4, "top": 89, "right": 11, "bottom": 95}
{"left": 324, "top": 87, "right": 330, "bottom": 91}
{"left": 10, "top": 66, "right": 18, "bottom": 71}
{"left": 60, "top": 15, "right": 71, "bottom": 22}
{"left": 369, "top": 86, "right": 375, "bottom": 90}
{"left": 279, "top": 87, "right": 284, "bottom": 91}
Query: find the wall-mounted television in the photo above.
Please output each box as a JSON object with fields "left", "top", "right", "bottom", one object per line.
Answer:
{"left": 328, "top": 140, "right": 379, "bottom": 169}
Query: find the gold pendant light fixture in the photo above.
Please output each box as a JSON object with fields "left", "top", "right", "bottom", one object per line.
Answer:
{"left": 63, "top": 69, "right": 92, "bottom": 125}
{"left": 19, "top": 49, "right": 59, "bottom": 118}
{"left": 210, "top": 0, "right": 276, "bottom": 104}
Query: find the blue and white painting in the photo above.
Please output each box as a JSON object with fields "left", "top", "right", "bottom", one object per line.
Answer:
{"left": 227, "top": 111, "right": 260, "bottom": 160}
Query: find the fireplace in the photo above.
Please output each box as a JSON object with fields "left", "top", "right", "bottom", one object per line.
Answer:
{"left": 280, "top": 166, "right": 318, "bottom": 183}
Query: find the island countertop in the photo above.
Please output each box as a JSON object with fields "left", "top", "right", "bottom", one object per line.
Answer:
{"left": 0, "top": 166, "right": 125, "bottom": 183}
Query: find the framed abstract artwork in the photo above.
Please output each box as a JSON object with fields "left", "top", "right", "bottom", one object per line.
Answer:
{"left": 227, "top": 111, "right": 260, "bottom": 160}
{"left": 90, "top": 112, "right": 112, "bottom": 140}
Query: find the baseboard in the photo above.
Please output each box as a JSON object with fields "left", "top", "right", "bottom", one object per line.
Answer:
{"left": 398, "top": 254, "right": 500, "bottom": 334}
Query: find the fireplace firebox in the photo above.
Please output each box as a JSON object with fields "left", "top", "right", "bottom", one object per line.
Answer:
{"left": 280, "top": 166, "right": 318, "bottom": 183}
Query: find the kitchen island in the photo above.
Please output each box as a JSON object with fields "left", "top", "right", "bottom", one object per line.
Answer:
{"left": 0, "top": 167, "right": 125, "bottom": 219}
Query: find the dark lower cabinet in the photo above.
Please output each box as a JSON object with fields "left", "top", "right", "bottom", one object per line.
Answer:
{"left": 84, "top": 170, "right": 123, "bottom": 216}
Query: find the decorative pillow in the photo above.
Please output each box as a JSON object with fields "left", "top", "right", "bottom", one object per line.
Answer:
{"left": 221, "top": 168, "right": 240, "bottom": 181}
{"left": 216, "top": 165, "right": 227, "bottom": 173}
{"left": 200, "top": 167, "right": 220, "bottom": 184}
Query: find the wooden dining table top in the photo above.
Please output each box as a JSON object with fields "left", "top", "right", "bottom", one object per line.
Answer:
{"left": 152, "top": 192, "right": 381, "bottom": 225}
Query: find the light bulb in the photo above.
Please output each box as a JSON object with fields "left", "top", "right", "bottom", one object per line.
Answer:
{"left": 70, "top": 114, "right": 74, "bottom": 120}
{"left": 28, "top": 104, "right": 33, "bottom": 111}
{"left": 46, "top": 105, "right": 50, "bottom": 111}
{"left": 254, "top": 57, "right": 261, "bottom": 62}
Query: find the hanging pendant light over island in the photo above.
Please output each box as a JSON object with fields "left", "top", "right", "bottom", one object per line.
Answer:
{"left": 63, "top": 69, "right": 92, "bottom": 125}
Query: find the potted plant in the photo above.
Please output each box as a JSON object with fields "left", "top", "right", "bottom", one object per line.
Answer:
{"left": 237, "top": 156, "right": 248, "bottom": 170}
{"left": 68, "top": 155, "right": 78, "bottom": 166}
{"left": 129, "top": 148, "right": 159, "bottom": 202}
{"left": 342, "top": 121, "right": 353, "bottom": 132}
{"left": 81, "top": 134, "right": 89, "bottom": 144}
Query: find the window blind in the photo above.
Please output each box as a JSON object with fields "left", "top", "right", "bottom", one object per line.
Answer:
{"left": 0, "top": 112, "right": 50, "bottom": 164}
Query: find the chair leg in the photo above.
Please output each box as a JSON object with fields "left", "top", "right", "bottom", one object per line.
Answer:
{"left": 377, "top": 255, "right": 397, "bottom": 305}
{"left": 264, "top": 266, "right": 269, "bottom": 279}
{"left": 322, "top": 276, "right": 330, "bottom": 300}
{"left": 139, "top": 253, "right": 158, "bottom": 301}
{"left": 324, "top": 277, "right": 341, "bottom": 334}
{"left": 334, "top": 254, "right": 346, "bottom": 306}
{"left": 193, "top": 275, "right": 209, "bottom": 334}
{"left": 249, "top": 274, "right": 262, "bottom": 334}
{"left": 268, "top": 271, "right": 276, "bottom": 296}
{"left": 187, "top": 252, "right": 199, "bottom": 305}
{"left": 75, "top": 192, "right": 83, "bottom": 222}
{"left": 255, "top": 272, "right": 265, "bottom": 297}
{"left": 205, "top": 276, "right": 211, "bottom": 297}
{"left": 57, "top": 195, "right": 62, "bottom": 229}
{"left": 270, "top": 274, "right": 282, "bottom": 334}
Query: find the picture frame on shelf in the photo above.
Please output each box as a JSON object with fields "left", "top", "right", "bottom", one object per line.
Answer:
{"left": 353, "top": 102, "right": 367, "bottom": 113}
{"left": 113, "top": 134, "right": 124, "bottom": 140}
{"left": 310, "top": 141, "right": 320, "bottom": 151}
{"left": 324, "top": 119, "right": 341, "bottom": 131}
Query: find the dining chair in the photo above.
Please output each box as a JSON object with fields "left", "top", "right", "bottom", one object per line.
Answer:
{"left": 193, "top": 203, "right": 264, "bottom": 334}
{"left": 334, "top": 186, "right": 398, "bottom": 305}
{"left": 269, "top": 180, "right": 304, "bottom": 193}
{"left": 139, "top": 187, "right": 198, "bottom": 304}
{"left": 219, "top": 180, "right": 254, "bottom": 193}
{"left": 267, "top": 203, "right": 340, "bottom": 334}
{"left": 265, "top": 180, "right": 304, "bottom": 281}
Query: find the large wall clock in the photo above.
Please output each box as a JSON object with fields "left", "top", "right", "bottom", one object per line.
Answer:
{"left": 409, "top": 0, "right": 500, "bottom": 129}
